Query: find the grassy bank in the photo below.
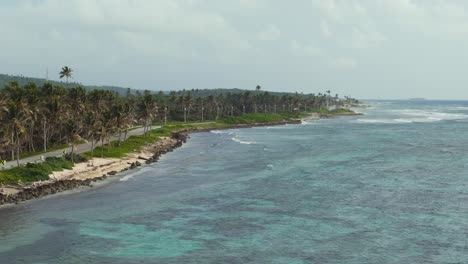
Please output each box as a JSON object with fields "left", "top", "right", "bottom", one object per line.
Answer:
{"left": 221, "top": 112, "right": 301, "bottom": 124}
{"left": 0, "top": 157, "right": 73, "bottom": 184}
{"left": 312, "top": 108, "right": 359, "bottom": 115}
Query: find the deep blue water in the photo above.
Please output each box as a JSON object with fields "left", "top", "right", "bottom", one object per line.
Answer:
{"left": 2, "top": 100, "right": 468, "bottom": 263}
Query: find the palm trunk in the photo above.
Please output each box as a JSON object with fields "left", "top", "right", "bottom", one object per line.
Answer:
{"left": 11, "top": 132, "right": 14, "bottom": 161}
{"left": 16, "top": 132, "right": 20, "bottom": 167}
{"left": 71, "top": 144, "right": 75, "bottom": 163}
{"left": 101, "top": 137, "right": 104, "bottom": 158}
{"left": 90, "top": 136, "right": 95, "bottom": 156}
{"left": 43, "top": 118, "right": 47, "bottom": 153}
{"left": 145, "top": 118, "right": 149, "bottom": 137}
{"left": 30, "top": 126, "right": 35, "bottom": 152}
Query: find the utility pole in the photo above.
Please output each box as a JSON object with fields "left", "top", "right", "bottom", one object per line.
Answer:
{"left": 164, "top": 107, "right": 167, "bottom": 125}
{"left": 201, "top": 106, "right": 204, "bottom": 121}
{"left": 184, "top": 107, "right": 187, "bottom": 123}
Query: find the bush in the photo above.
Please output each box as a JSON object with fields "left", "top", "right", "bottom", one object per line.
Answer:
{"left": 64, "top": 153, "right": 88, "bottom": 163}
{"left": 0, "top": 157, "right": 73, "bottom": 184}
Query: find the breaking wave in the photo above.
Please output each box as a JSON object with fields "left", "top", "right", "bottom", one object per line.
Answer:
{"left": 232, "top": 136, "right": 255, "bottom": 145}
{"left": 356, "top": 109, "right": 468, "bottom": 124}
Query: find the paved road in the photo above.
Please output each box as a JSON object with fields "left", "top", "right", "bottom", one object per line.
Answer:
{"left": 2, "top": 121, "right": 217, "bottom": 170}
{"left": 2, "top": 126, "right": 159, "bottom": 170}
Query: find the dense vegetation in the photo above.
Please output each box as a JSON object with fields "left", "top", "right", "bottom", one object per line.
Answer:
{"left": 0, "top": 80, "right": 359, "bottom": 167}
{"left": 0, "top": 73, "right": 135, "bottom": 96}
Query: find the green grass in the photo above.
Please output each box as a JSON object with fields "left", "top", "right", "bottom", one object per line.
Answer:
{"left": 221, "top": 113, "right": 297, "bottom": 124}
{"left": 83, "top": 128, "right": 173, "bottom": 159}
{"left": 311, "top": 108, "right": 357, "bottom": 115}
{"left": 0, "top": 157, "right": 73, "bottom": 185}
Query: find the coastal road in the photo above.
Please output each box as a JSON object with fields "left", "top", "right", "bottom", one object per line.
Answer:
{"left": 2, "top": 121, "right": 216, "bottom": 169}
{"left": 2, "top": 126, "right": 159, "bottom": 170}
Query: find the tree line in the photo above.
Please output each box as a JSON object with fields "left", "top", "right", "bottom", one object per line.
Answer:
{"left": 0, "top": 81, "right": 359, "bottom": 166}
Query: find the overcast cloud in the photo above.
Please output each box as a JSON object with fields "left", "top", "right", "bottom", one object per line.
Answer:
{"left": 2, "top": 0, "right": 468, "bottom": 99}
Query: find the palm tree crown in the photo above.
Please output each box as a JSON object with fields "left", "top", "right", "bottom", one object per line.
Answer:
{"left": 59, "top": 66, "right": 73, "bottom": 83}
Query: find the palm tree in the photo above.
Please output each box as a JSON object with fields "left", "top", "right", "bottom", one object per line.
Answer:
{"left": 63, "top": 118, "right": 81, "bottom": 163}
{"left": 59, "top": 66, "right": 73, "bottom": 84}
{"left": 3, "top": 101, "right": 31, "bottom": 166}
{"left": 137, "top": 93, "right": 158, "bottom": 136}
{"left": 83, "top": 110, "right": 100, "bottom": 161}
{"left": 111, "top": 99, "right": 127, "bottom": 146}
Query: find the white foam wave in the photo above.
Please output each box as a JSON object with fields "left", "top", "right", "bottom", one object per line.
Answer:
{"left": 211, "top": 130, "right": 227, "bottom": 134}
{"left": 301, "top": 120, "right": 321, "bottom": 125}
{"left": 357, "top": 109, "right": 468, "bottom": 124}
{"left": 267, "top": 125, "right": 294, "bottom": 130}
{"left": 232, "top": 136, "right": 255, "bottom": 145}
{"left": 392, "top": 109, "right": 467, "bottom": 120}
{"left": 211, "top": 130, "right": 236, "bottom": 136}
{"left": 447, "top": 106, "right": 468, "bottom": 110}
{"left": 355, "top": 119, "right": 404, "bottom": 124}
{"left": 119, "top": 174, "right": 135, "bottom": 182}
{"left": 119, "top": 167, "right": 152, "bottom": 182}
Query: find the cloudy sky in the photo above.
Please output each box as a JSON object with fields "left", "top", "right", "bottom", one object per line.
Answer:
{"left": 1, "top": 0, "right": 468, "bottom": 99}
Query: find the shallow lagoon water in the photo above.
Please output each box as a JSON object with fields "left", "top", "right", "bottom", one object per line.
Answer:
{"left": 2, "top": 100, "right": 468, "bottom": 263}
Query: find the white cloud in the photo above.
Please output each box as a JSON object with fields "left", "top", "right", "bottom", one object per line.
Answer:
{"left": 327, "top": 57, "right": 357, "bottom": 70}
{"left": 258, "top": 25, "right": 281, "bottom": 41}
{"left": 320, "top": 19, "right": 332, "bottom": 37}
{"left": 290, "top": 40, "right": 324, "bottom": 57}
{"left": 2, "top": 0, "right": 468, "bottom": 98}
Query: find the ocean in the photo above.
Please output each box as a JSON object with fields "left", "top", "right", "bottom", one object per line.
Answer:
{"left": 2, "top": 100, "right": 468, "bottom": 263}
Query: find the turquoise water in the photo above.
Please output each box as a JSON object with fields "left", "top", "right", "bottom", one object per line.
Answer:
{"left": 2, "top": 100, "right": 468, "bottom": 263}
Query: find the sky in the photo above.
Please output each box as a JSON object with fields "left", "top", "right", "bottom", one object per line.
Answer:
{"left": 1, "top": 0, "right": 468, "bottom": 99}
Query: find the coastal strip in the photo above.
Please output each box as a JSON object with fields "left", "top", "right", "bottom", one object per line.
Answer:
{"left": 0, "top": 119, "right": 304, "bottom": 206}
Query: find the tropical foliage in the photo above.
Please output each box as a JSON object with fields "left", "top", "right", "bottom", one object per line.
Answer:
{"left": 59, "top": 66, "right": 73, "bottom": 83}
{"left": 0, "top": 81, "right": 359, "bottom": 164}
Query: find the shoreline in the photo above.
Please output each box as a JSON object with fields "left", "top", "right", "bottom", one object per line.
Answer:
{"left": 0, "top": 113, "right": 357, "bottom": 206}
{"left": 0, "top": 132, "right": 189, "bottom": 206}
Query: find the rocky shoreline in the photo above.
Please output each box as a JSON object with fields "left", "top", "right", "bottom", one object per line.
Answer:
{"left": 0, "top": 131, "right": 189, "bottom": 206}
